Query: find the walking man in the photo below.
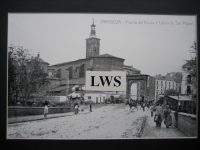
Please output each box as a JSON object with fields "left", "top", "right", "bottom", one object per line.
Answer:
{"left": 150, "top": 105, "right": 155, "bottom": 117}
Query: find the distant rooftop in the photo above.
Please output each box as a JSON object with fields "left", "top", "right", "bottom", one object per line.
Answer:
{"left": 38, "top": 57, "right": 49, "bottom": 65}
{"left": 123, "top": 65, "right": 141, "bottom": 72}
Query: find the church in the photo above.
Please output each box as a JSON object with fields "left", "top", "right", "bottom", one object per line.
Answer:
{"left": 46, "top": 20, "right": 141, "bottom": 99}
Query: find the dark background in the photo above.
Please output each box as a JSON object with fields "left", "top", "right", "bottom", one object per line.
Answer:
{"left": 1, "top": 0, "right": 199, "bottom": 149}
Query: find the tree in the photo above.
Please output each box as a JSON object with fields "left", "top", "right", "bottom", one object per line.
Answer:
{"left": 8, "top": 45, "right": 49, "bottom": 105}
{"left": 164, "top": 89, "right": 178, "bottom": 96}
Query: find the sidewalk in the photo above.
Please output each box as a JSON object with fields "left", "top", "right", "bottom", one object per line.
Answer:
{"left": 7, "top": 104, "right": 109, "bottom": 124}
{"left": 8, "top": 110, "right": 91, "bottom": 124}
{"left": 142, "top": 111, "right": 189, "bottom": 138}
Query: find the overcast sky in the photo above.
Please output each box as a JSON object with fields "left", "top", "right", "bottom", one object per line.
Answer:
{"left": 8, "top": 13, "right": 196, "bottom": 76}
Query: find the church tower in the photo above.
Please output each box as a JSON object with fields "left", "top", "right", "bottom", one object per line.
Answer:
{"left": 86, "top": 19, "right": 100, "bottom": 58}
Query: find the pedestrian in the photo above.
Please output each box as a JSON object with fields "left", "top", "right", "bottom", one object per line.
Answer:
{"left": 74, "top": 101, "right": 79, "bottom": 114}
{"left": 150, "top": 105, "right": 155, "bottom": 117}
{"left": 141, "top": 102, "right": 145, "bottom": 111}
{"left": 89, "top": 101, "right": 93, "bottom": 112}
{"left": 163, "top": 105, "right": 172, "bottom": 128}
{"left": 154, "top": 103, "right": 164, "bottom": 127}
{"left": 174, "top": 105, "right": 182, "bottom": 128}
{"left": 44, "top": 100, "right": 49, "bottom": 117}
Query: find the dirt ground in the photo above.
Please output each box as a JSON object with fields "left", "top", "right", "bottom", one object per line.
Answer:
{"left": 7, "top": 103, "right": 188, "bottom": 139}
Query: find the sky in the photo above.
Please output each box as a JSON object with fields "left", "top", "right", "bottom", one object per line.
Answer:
{"left": 8, "top": 13, "right": 197, "bottom": 76}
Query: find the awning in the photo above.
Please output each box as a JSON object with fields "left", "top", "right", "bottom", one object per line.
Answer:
{"left": 68, "top": 92, "right": 81, "bottom": 98}
{"left": 168, "top": 96, "right": 194, "bottom": 101}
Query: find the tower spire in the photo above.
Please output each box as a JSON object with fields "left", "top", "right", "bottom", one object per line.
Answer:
{"left": 86, "top": 19, "right": 100, "bottom": 58}
{"left": 90, "top": 19, "right": 96, "bottom": 37}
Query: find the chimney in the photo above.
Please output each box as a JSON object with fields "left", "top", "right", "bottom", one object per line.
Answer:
{"left": 159, "top": 74, "right": 161, "bottom": 76}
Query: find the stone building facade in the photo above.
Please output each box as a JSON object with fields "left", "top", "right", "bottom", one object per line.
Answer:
{"left": 46, "top": 20, "right": 141, "bottom": 98}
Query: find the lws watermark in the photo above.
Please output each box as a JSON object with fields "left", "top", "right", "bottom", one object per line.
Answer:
{"left": 85, "top": 71, "right": 126, "bottom": 91}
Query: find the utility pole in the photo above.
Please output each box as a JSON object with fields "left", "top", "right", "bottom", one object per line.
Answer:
{"left": 66, "top": 70, "right": 69, "bottom": 103}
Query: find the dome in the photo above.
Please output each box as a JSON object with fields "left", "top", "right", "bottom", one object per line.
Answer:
{"left": 91, "top": 23, "right": 96, "bottom": 27}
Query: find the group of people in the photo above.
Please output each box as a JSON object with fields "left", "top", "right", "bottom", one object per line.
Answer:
{"left": 126, "top": 98, "right": 152, "bottom": 112}
{"left": 150, "top": 96, "right": 172, "bottom": 128}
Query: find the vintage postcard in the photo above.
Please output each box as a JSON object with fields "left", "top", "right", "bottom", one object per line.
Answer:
{"left": 7, "top": 13, "right": 197, "bottom": 139}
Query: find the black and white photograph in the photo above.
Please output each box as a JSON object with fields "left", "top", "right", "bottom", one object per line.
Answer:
{"left": 7, "top": 13, "right": 197, "bottom": 139}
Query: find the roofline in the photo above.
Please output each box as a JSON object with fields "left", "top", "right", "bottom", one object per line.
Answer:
{"left": 49, "top": 58, "right": 87, "bottom": 67}
{"left": 90, "top": 54, "right": 125, "bottom": 60}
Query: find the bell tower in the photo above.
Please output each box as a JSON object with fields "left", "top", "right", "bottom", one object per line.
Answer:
{"left": 86, "top": 19, "right": 100, "bottom": 58}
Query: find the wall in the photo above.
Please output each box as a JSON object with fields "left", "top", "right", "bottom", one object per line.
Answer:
{"left": 92, "top": 57, "right": 112, "bottom": 71}
{"left": 48, "top": 59, "right": 90, "bottom": 80}
{"left": 148, "top": 77, "right": 155, "bottom": 100}
{"left": 84, "top": 93, "right": 107, "bottom": 103}
{"left": 92, "top": 57, "right": 124, "bottom": 71}
{"left": 111, "top": 58, "right": 124, "bottom": 71}
{"left": 170, "top": 111, "right": 196, "bottom": 137}
{"left": 8, "top": 107, "right": 74, "bottom": 117}
{"left": 46, "top": 79, "right": 61, "bottom": 90}
{"left": 177, "top": 112, "right": 196, "bottom": 136}
{"left": 48, "top": 96, "right": 67, "bottom": 102}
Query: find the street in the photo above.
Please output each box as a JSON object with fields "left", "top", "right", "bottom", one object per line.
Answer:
{"left": 7, "top": 103, "right": 187, "bottom": 139}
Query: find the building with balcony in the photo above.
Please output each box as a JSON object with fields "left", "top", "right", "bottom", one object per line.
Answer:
{"left": 148, "top": 74, "right": 177, "bottom": 100}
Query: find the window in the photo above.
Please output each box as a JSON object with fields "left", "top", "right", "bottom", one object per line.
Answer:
{"left": 157, "top": 86, "right": 158, "bottom": 89}
{"left": 88, "top": 96, "right": 91, "bottom": 99}
{"left": 157, "top": 81, "right": 158, "bottom": 84}
{"left": 187, "top": 75, "right": 191, "bottom": 83}
{"left": 187, "top": 86, "right": 191, "bottom": 95}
